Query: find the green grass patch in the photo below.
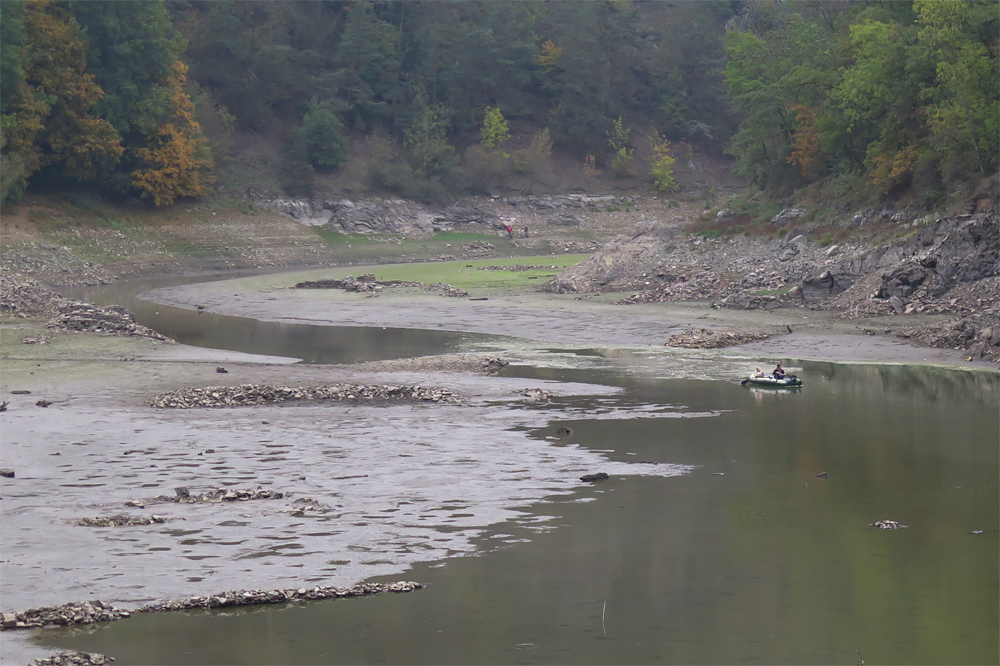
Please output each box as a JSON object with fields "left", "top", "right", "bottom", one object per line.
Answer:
{"left": 290, "top": 255, "right": 586, "bottom": 292}
{"left": 753, "top": 287, "right": 793, "bottom": 296}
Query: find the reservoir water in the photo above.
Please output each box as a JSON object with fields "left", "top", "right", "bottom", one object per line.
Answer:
{"left": 44, "top": 279, "right": 999, "bottom": 664}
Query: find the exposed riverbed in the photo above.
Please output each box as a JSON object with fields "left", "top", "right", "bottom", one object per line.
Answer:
{"left": 1, "top": 269, "right": 997, "bottom": 665}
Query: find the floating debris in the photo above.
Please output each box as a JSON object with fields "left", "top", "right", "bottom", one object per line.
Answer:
{"left": 871, "top": 520, "right": 909, "bottom": 530}
{"left": 150, "top": 383, "right": 463, "bottom": 409}
{"left": 0, "top": 469, "right": 14, "bottom": 478}
{"left": 556, "top": 426, "right": 573, "bottom": 437}
{"left": 580, "top": 472, "right": 609, "bottom": 482}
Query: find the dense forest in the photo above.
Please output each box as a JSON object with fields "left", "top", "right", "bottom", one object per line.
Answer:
{"left": 1, "top": 0, "right": 996, "bottom": 207}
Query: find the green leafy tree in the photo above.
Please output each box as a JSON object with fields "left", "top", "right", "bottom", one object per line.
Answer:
{"left": 0, "top": 2, "right": 26, "bottom": 117}
{"left": 480, "top": 106, "right": 509, "bottom": 148}
{"left": 915, "top": 0, "right": 999, "bottom": 179}
{"left": 291, "top": 98, "right": 348, "bottom": 170}
{"left": 723, "top": 17, "right": 836, "bottom": 188}
{"left": 334, "top": 0, "right": 401, "bottom": 129}
{"left": 607, "top": 116, "right": 635, "bottom": 177}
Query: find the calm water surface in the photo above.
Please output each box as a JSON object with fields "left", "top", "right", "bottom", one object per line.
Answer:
{"left": 45, "top": 280, "right": 1000, "bottom": 664}
{"left": 63, "top": 277, "right": 498, "bottom": 364}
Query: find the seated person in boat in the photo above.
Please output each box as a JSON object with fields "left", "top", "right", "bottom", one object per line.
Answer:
{"left": 773, "top": 364, "right": 785, "bottom": 379}
{"left": 754, "top": 367, "right": 766, "bottom": 378}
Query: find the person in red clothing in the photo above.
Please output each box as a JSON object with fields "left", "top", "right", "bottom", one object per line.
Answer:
{"left": 506, "top": 224, "right": 514, "bottom": 239}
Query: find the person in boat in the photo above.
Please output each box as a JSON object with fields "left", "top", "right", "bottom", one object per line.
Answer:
{"left": 754, "top": 367, "right": 765, "bottom": 378}
{"left": 773, "top": 364, "right": 785, "bottom": 379}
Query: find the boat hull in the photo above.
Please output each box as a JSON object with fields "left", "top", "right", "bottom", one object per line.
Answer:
{"left": 745, "top": 376, "right": 803, "bottom": 388}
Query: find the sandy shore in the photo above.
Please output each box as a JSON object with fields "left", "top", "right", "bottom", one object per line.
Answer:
{"left": 2, "top": 268, "right": 995, "bottom": 664}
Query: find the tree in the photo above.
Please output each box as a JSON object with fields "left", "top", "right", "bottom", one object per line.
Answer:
{"left": 480, "top": 106, "right": 509, "bottom": 148}
{"left": 915, "top": 0, "right": 999, "bottom": 179}
{"left": 131, "top": 60, "right": 213, "bottom": 205}
{"left": 333, "top": 0, "right": 401, "bottom": 129}
{"left": 648, "top": 131, "right": 677, "bottom": 192}
{"left": 403, "top": 94, "right": 455, "bottom": 177}
{"left": 290, "top": 98, "right": 348, "bottom": 170}
{"left": 3, "top": 0, "right": 122, "bottom": 200}
{"left": 68, "top": 1, "right": 213, "bottom": 202}
{"left": 723, "top": 17, "right": 836, "bottom": 188}
{"left": 607, "top": 116, "right": 635, "bottom": 177}
{"left": 0, "top": 2, "right": 26, "bottom": 117}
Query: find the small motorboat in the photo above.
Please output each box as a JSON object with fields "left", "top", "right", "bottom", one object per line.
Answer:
{"left": 742, "top": 373, "right": 803, "bottom": 388}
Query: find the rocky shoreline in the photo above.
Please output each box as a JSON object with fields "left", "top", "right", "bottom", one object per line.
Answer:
{"left": 544, "top": 213, "right": 998, "bottom": 362}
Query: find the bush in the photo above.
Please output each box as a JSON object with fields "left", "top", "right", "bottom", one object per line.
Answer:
{"left": 648, "top": 131, "right": 677, "bottom": 193}
{"left": 460, "top": 144, "right": 509, "bottom": 192}
{"left": 513, "top": 128, "right": 553, "bottom": 175}
{"left": 291, "top": 99, "right": 348, "bottom": 171}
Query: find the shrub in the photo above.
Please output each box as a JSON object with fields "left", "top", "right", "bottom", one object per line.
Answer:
{"left": 648, "top": 131, "right": 677, "bottom": 193}
{"left": 513, "top": 128, "right": 552, "bottom": 174}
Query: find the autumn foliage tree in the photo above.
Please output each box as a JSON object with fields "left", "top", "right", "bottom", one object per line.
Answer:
{"left": 1, "top": 1, "right": 121, "bottom": 203}
{"left": 130, "top": 61, "right": 214, "bottom": 205}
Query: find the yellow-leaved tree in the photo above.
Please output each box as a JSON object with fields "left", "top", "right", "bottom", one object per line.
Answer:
{"left": 6, "top": 0, "right": 122, "bottom": 193}
{"left": 132, "top": 61, "right": 214, "bottom": 206}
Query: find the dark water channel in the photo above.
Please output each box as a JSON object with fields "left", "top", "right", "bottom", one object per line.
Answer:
{"left": 46, "top": 279, "right": 1000, "bottom": 664}
{"left": 62, "top": 277, "right": 498, "bottom": 364}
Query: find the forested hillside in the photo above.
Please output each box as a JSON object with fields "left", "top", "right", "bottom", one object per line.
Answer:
{"left": 1, "top": 0, "right": 996, "bottom": 208}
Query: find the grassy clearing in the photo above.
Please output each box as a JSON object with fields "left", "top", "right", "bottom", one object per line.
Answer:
{"left": 284, "top": 255, "right": 586, "bottom": 291}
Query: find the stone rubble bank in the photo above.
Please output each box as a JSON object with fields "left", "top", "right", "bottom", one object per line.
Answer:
{"left": 77, "top": 515, "right": 166, "bottom": 527}
{"left": 30, "top": 650, "right": 114, "bottom": 666}
{"left": 666, "top": 328, "right": 776, "bottom": 349}
{"left": 295, "top": 274, "right": 468, "bottom": 297}
{"left": 1, "top": 275, "right": 170, "bottom": 341}
{"left": 150, "top": 383, "right": 463, "bottom": 408}
{"left": 543, "top": 213, "right": 998, "bottom": 360}
{"left": 3, "top": 582, "right": 424, "bottom": 632}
